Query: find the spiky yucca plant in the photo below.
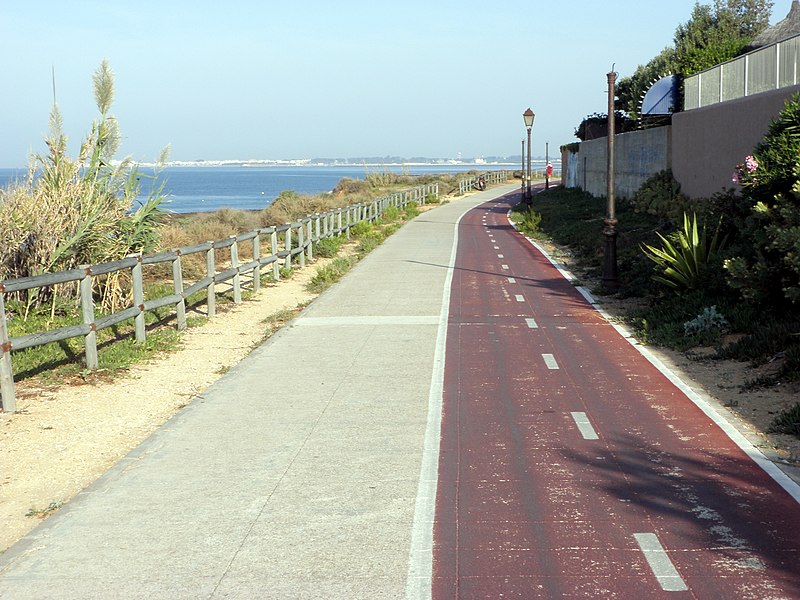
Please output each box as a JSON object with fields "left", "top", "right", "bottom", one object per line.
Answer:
{"left": 641, "top": 212, "right": 724, "bottom": 290}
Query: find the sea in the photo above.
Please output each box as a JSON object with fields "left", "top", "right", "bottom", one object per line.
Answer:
{"left": 0, "top": 163, "right": 540, "bottom": 214}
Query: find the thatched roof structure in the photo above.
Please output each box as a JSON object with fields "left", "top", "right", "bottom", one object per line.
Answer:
{"left": 748, "top": 0, "right": 800, "bottom": 48}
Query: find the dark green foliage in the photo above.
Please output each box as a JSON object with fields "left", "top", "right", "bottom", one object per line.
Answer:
{"left": 724, "top": 93, "right": 800, "bottom": 306}
{"left": 616, "top": 0, "right": 772, "bottom": 118}
{"left": 629, "top": 170, "right": 691, "bottom": 219}
{"left": 768, "top": 402, "right": 800, "bottom": 435}
{"left": 574, "top": 112, "right": 637, "bottom": 141}
{"left": 314, "top": 236, "right": 344, "bottom": 258}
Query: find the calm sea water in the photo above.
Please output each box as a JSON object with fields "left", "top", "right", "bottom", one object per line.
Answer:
{"left": 0, "top": 164, "right": 532, "bottom": 213}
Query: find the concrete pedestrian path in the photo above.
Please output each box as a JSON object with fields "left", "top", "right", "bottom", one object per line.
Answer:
{"left": 0, "top": 184, "right": 517, "bottom": 599}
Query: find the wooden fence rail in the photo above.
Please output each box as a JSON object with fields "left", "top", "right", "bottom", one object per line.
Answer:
{"left": 0, "top": 183, "right": 443, "bottom": 411}
{"left": 457, "top": 170, "right": 512, "bottom": 195}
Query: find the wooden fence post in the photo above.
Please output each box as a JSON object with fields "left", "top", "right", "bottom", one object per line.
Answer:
{"left": 297, "top": 223, "right": 306, "bottom": 269}
{"left": 79, "top": 266, "right": 99, "bottom": 370}
{"left": 206, "top": 242, "right": 216, "bottom": 318}
{"left": 173, "top": 252, "right": 187, "bottom": 330}
{"left": 231, "top": 236, "right": 242, "bottom": 304}
{"left": 285, "top": 225, "right": 293, "bottom": 270}
{"left": 252, "top": 234, "right": 261, "bottom": 294}
{"left": 341, "top": 209, "right": 347, "bottom": 239}
{"left": 306, "top": 219, "right": 313, "bottom": 262}
{"left": 132, "top": 253, "right": 146, "bottom": 344}
{"left": 0, "top": 290, "right": 16, "bottom": 413}
{"left": 270, "top": 229, "right": 280, "bottom": 280}
{"left": 315, "top": 214, "right": 321, "bottom": 243}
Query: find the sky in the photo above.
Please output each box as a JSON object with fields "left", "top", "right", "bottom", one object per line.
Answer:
{"left": 0, "top": 0, "right": 795, "bottom": 167}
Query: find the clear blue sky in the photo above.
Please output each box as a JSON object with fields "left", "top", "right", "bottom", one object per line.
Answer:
{"left": 0, "top": 0, "right": 794, "bottom": 167}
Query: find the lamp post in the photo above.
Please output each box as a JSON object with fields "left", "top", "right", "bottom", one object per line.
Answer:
{"left": 520, "top": 138, "right": 526, "bottom": 196}
{"left": 523, "top": 108, "right": 535, "bottom": 202}
{"left": 603, "top": 70, "right": 619, "bottom": 291}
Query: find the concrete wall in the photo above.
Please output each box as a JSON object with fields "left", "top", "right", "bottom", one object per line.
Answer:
{"left": 570, "top": 126, "right": 671, "bottom": 199}
{"left": 672, "top": 84, "right": 800, "bottom": 198}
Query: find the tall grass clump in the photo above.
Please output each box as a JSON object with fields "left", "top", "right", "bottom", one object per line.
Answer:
{"left": 0, "top": 60, "right": 169, "bottom": 314}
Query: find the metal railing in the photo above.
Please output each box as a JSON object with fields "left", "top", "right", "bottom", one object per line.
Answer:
{"left": 0, "top": 183, "right": 438, "bottom": 411}
{"left": 684, "top": 33, "right": 800, "bottom": 110}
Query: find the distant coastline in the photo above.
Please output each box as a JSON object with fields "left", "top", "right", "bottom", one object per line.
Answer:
{"left": 130, "top": 158, "right": 528, "bottom": 169}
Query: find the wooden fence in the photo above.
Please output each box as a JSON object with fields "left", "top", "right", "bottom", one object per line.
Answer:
{"left": 457, "top": 170, "right": 512, "bottom": 195}
{"left": 0, "top": 183, "right": 439, "bottom": 411}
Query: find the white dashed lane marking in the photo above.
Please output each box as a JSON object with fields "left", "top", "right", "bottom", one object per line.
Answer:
{"left": 508, "top": 278, "right": 516, "bottom": 284}
{"left": 526, "top": 318, "right": 538, "bottom": 329}
{"left": 542, "top": 354, "right": 559, "bottom": 370}
{"left": 634, "top": 533, "right": 688, "bottom": 592}
{"left": 515, "top": 295, "right": 524, "bottom": 303}
{"left": 570, "top": 412, "right": 599, "bottom": 440}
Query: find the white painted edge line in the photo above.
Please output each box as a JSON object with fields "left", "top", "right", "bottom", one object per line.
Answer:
{"left": 634, "top": 533, "right": 688, "bottom": 592}
{"left": 526, "top": 318, "right": 538, "bottom": 329}
{"left": 570, "top": 412, "right": 599, "bottom": 440}
{"left": 515, "top": 294, "right": 525, "bottom": 303}
{"left": 505, "top": 209, "right": 800, "bottom": 505}
{"left": 406, "top": 201, "right": 468, "bottom": 599}
{"left": 542, "top": 353, "right": 559, "bottom": 370}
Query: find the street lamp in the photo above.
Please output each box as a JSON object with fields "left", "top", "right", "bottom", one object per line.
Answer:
{"left": 523, "top": 108, "right": 535, "bottom": 202}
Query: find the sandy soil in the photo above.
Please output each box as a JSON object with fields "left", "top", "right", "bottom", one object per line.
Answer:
{"left": 1, "top": 198, "right": 798, "bottom": 554}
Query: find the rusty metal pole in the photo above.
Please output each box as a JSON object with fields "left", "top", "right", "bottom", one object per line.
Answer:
{"left": 603, "top": 69, "right": 619, "bottom": 291}
{"left": 526, "top": 125, "right": 532, "bottom": 202}
{"left": 545, "top": 141, "right": 550, "bottom": 190}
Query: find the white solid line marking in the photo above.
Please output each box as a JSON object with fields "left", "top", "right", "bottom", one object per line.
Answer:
{"left": 515, "top": 295, "right": 525, "bottom": 303}
{"left": 570, "top": 412, "right": 599, "bottom": 440}
{"left": 508, "top": 278, "right": 516, "bottom": 284}
{"left": 634, "top": 533, "right": 688, "bottom": 592}
{"left": 542, "top": 354, "right": 559, "bottom": 369}
{"left": 526, "top": 318, "right": 538, "bottom": 329}
{"left": 406, "top": 195, "right": 470, "bottom": 598}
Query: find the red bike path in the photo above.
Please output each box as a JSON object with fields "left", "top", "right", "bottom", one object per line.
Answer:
{"left": 430, "top": 191, "right": 800, "bottom": 598}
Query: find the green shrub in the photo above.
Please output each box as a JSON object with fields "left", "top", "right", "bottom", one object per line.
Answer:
{"left": 306, "top": 256, "right": 357, "bottom": 294}
{"left": 515, "top": 209, "right": 543, "bottom": 236}
{"left": 768, "top": 403, "right": 800, "bottom": 436}
{"left": 349, "top": 221, "right": 373, "bottom": 238}
{"left": 629, "top": 170, "right": 691, "bottom": 220}
{"left": 404, "top": 202, "right": 420, "bottom": 219}
{"left": 315, "top": 236, "right": 344, "bottom": 258}
{"left": 725, "top": 93, "right": 800, "bottom": 306}
{"left": 357, "top": 232, "right": 384, "bottom": 254}
{"left": 382, "top": 205, "right": 400, "bottom": 222}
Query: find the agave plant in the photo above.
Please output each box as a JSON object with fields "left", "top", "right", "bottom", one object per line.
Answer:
{"left": 641, "top": 212, "right": 724, "bottom": 290}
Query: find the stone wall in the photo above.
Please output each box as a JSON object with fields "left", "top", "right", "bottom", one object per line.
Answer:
{"left": 567, "top": 127, "right": 671, "bottom": 199}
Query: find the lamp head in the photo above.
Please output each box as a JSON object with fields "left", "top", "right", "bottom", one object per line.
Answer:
{"left": 523, "top": 108, "right": 535, "bottom": 129}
